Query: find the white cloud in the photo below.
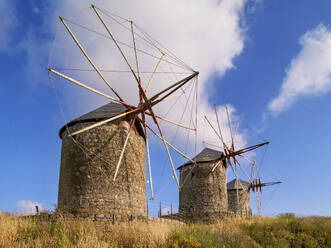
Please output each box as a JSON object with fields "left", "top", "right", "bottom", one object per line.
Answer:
{"left": 13, "top": 0, "right": 259, "bottom": 165}
{"left": 47, "top": 0, "right": 253, "bottom": 146}
{"left": 17, "top": 200, "right": 43, "bottom": 215}
{"left": 269, "top": 24, "right": 331, "bottom": 114}
{"left": 0, "top": 0, "right": 17, "bottom": 52}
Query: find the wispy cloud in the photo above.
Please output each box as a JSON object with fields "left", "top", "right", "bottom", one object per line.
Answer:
{"left": 0, "top": 0, "right": 17, "bottom": 52}
{"left": 17, "top": 200, "right": 43, "bottom": 215}
{"left": 269, "top": 24, "right": 331, "bottom": 115}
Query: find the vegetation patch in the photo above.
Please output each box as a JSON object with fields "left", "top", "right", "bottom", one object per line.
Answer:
{"left": 0, "top": 213, "right": 330, "bottom": 247}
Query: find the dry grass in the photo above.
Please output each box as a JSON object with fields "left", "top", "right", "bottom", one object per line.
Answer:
{"left": 0, "top": 213, "right": 173, "bottom": 248}
{"left": 0, "top": 212, "right": 330, "bottom": 247}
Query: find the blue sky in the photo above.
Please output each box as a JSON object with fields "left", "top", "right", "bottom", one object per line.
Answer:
{"left": 1, "top": 0, "right": 331, "bottom": 216}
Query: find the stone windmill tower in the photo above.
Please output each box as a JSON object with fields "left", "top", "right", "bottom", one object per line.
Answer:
{"left": 57, "top": 102, "right": 147, "bottom": 220}
{"left": 177, "top": 148, "right": 228, "bottom": 222}
{"left": 227, "top": 178, "right": 251, "bottom": 216}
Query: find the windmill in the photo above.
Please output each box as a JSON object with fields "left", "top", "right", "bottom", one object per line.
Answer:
{"left": 47, "top": 3, "right": 199, "bottom": 215}
{"left": 248, "top": 158, "right": 281, "bottom": 215}
{"left": 204, "top": 104, "right": 280, "bottom": 215}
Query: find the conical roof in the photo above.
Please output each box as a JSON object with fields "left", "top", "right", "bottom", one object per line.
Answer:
{"left": 59, "top": 102, "right": 127, "bottom": 138}
{"left": 227, "top": 178, "right": 250, "bottom": 190}
{"left": 177, "top": 147, "right": 223, "bottom": 170}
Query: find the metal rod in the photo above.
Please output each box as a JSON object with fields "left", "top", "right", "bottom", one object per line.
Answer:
{"left": 59, "top": 17, "right": 123, "bottom": 101}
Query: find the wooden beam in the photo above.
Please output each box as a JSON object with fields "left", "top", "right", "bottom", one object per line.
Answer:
{"left": 145, "top": 112, "right": 196, "bottom": 131}
{"left": 69, "top": 108, "right": 140, "bottom": 136}
{"left": 142, "top": 113, "right": 154, "bottom": 200}
{"left": 59, "top": 17, "right": 123, "bottom": 101}
{"left": 113, "top": 116, "right": 137, "bottom": 181}
{"left": 47, "top": 67, "right": 129, "bottom": 105}
{"left": 149, "top": 71, "right": 199, "bottom": 104}
{"left": 204, "top": 115, "right": 226, "bottom": 149}
{"left": 145, "top": 54, "right": 165, "bottom": 93}
{"left": 145, "top": 123, "right": 195, "bottom": 164}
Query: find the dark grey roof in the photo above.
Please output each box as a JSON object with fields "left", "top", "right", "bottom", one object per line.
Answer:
{"left": 177, "top": 147, "right": 223, "bottom": 170}
{"left": 59, "top": 102, "right": 127, "bottom": 138}
{"left": 227, "top": 178, "right": 250, "bottom": 190}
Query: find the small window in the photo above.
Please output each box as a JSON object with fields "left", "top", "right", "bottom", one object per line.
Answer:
{"left": 191, "top": 172, "right": 195, "bottom": 178}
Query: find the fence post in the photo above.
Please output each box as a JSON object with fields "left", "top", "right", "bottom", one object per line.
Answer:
{"left": 171, "top": 204, "right": 173, "bottom": 220}
{"left": 159, "top": 201, "right": 162, "bottom": 218}
{"left": 35, "top": 206, "right": 39, "bottom": 215}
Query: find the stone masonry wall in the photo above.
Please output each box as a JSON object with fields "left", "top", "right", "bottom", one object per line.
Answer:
{"left": 57, "top": 119, "right": 146, "bottom": 218}
{"left": 227, "top": 189, "right": 251, "bottom": 216}
{"left": 178, "top": 161, "right": 228, "bottom": 222}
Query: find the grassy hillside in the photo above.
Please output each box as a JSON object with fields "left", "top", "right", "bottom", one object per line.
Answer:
{"left": 0, "top": 212, "right": 330, "bottom": 247}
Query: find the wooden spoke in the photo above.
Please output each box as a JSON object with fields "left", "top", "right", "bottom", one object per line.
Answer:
{"left": 162, "top": 92, "right": 184, "bottom": 101}
{"left": 238, "top": 154, "right": 255, "bottom": 166}
{"left": 202, "top": 141, "right": 223, "bottom": 150}
{"left": 156, "top": 125, "right": 179, "bottom": 187}
{"left": 145, "top": 123, "right": 195, "bottom": 164}
{"left": 92, "top": 5, "right": 146, "bottom": 97}
{"left": 47, "top": 68, "right": 131, "bottom": 106}
{"left": 113, "top": 115, "right": 137, "bottom": 181}
{"left": 69, "top": 108, "right": 140, "bottom": 136}
{"left": 235, "top": 160, "right": 253, "bottom": 185}
{"left": 59, "top": 17, "right": 123, "bottom": 101}
{"left": 225, "top": 106, "right": 234, "bottom": 149}
{"left": 232, "top": 142, "right": 269, "bottom": 156}
{"left": 130, "top": 21, "right": 140, "bottom": 81}
{"left": 211, "top": 161, "right": 221, "bottom": 173}
{"left": 214, "top": 104, "right": 227, "bottom": 150}
{"left": 204, "top": 115, "right": 224, "bottom": 144}
{"left": 142, "top": 113, "right": 154, "bottom": 200}
{"left": 150, "top": 71, "right": 199, "bottom": 105}
{"left": 145, "top": 54, "right": 165, "bottom": 93}
{"left": 145, "top": 112, "right": 196, "bottom": 131}
{"left": 233, "top": 119, "right": 241, "bottom": 144}
{"left": 92, "top": 6, "right": 136, "bottom": 77}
